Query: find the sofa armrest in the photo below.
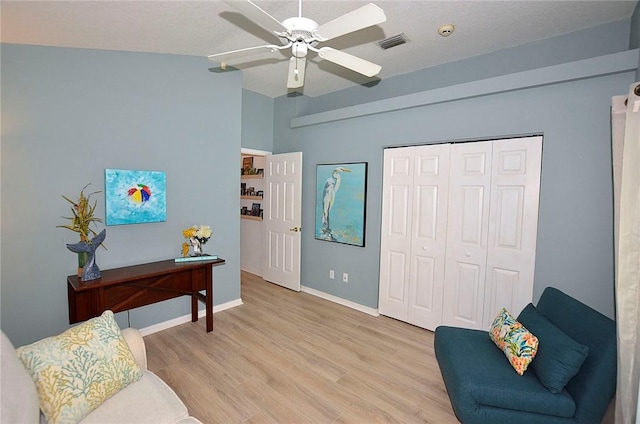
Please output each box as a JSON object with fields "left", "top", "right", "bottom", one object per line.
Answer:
{"left": 1, "top": 332, "right": 41, "bottom": 424}
{"left": 121, "top": 328, "right": 147, "bottom": 370}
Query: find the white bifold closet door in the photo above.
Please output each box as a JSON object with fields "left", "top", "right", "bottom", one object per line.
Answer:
{"left": 378, "top": 144, "right": 451, "bottom": 330}
{"left": 379, "top": 136, "right": 542, "bottom": 331}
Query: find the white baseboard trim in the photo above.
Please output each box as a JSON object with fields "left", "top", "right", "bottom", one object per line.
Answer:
{"left": 138, "top": 298, "right": 243, "bottom": 336}
{"left": 300, "top": 285, "right": 379, "bottom": 317}
{"left": 240, "top": 266, "right": 262, "bottom": 277}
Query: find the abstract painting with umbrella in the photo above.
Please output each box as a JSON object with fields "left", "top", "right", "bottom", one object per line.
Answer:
{"left": 315, "top": 162, "right": 367, "bottom": 247}
{"left": 105, "top": 169, "right": 167, "bottom": 225}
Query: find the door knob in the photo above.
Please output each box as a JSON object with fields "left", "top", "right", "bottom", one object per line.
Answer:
{"left": 465, "top": 252, "right": 471, "bottom": 257}
{"left": 289, "top": 226, "right": 301, "bottom": 232}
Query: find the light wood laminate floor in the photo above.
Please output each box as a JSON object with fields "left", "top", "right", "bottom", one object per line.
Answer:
{"left": 145, "top": 271, "right": 459, "bottom": 423}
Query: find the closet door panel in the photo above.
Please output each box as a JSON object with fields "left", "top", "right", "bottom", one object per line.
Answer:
{"left": 451, "top": 262, "right": 482, "bottom": 322}
{"left": 387, "top": 251, "right": 409, "bottom": 301}
{"left": 485, "top": 267, "right": 520, "bottom": 323}
{"left": 380, "top": 137, "right": 541, "bottom": 331}
{"left": 379, "top": 148, "right": 415, "bottom": 321}
{"left": 484, "top": 136, "right": 542, "bottom": 326}
{"left": 443, "top": 141, "right": 493, "bottom": 330}
{"left": 408, "top": 145, "right": 450, "bottom": 330}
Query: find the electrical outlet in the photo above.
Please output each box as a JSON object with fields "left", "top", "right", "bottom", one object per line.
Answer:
{"left": 329, "top": 270, "right": 335, "bottom": 279}
{"left": 343, "top": 273, "right": 349, "bottom": 283}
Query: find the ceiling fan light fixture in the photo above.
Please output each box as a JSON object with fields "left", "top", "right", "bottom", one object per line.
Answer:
{"left": 292, "top": 42, "right": 308, "bottom": 58}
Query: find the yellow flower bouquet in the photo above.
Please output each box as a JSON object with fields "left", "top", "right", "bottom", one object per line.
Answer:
{"left": 181, "top": 225, "right": 212, "bottom": 257}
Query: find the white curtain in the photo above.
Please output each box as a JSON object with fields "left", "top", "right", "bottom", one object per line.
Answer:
{"left": 611, "top": 82, "right": 640, "bottom": 424}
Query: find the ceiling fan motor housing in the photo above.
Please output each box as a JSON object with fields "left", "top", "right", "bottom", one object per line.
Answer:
{"left": 281, "top": 17, "right": 319, "bottom": 43}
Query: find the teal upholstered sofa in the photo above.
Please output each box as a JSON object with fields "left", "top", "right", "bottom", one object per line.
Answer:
{"left": 434, "top": 287, "right": 616, "bottom": 424}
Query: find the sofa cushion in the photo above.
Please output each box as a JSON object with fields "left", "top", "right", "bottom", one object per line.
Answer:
{"left": 435, "top": 326, "right": 576, "bottom": 421}
{"left": 489, "top": 308, "right": 539, "bottom": 375}
{"left": 80, "top": 370, "right": 191, "bottom": 424}
{"left": 16, "top": 310, "right": 143, "bottom": 424}
{"left": 518, "top": 303, "right": 589, "bottom": 394}
{"left": 535, "top": 287, "right": 617, "bottom": 423}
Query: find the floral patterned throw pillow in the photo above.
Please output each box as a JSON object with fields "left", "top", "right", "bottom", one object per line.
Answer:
{"left": 16, "top": 310, "right": 142, "bottom": 424}
{"left": 489, "top": 308, "right": 539, "bottom": 375}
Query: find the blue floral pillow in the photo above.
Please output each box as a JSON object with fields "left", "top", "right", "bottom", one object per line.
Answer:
{"left": 16, "top": 311, "right": 142, "bottom": 424}
{"left": 489, "top": 308, "right": 539, "bottom": 375}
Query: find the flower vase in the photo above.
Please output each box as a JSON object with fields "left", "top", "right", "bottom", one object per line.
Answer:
{"left": 191, "top": 238, "right": 206, "bottom": 256}
{"left": 77, "top": 252, "right": 89, "bottom": 277}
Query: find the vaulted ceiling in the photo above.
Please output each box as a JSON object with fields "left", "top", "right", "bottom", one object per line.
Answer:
{"left": 1, "top": 1, "right": 637, "bottom": 98}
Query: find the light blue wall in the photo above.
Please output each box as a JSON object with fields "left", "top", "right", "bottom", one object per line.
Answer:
{"left": 308, "top": 20, "right": 632, "bottom": 115}
{"left": 242, "top": 89, "right": 274, "bottom": 152}
{"left": 1, "top": 44, "right": 243, "bottom": 347}
{"left": 632, "top": 1, "right": 640, "bottom": 49}
{"left": 273, "top": 20, "right": 638, "bottom": 319}
{"left": 631, "top": 1, "right": 640, "bottom": 78}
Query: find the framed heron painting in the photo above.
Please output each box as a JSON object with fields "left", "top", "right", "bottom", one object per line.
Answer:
{"left": 105, "top": 169, "right": 167, "bottom": 225}
{"left": 315, "top": 162, "right": 367, "bottom": 247}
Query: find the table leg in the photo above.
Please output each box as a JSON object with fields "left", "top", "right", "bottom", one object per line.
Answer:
{"left": 191, "top": 294, "right": 198, "bottom": 323}
{"left": 206, "top": 267, "right": 213, "bottom": 332}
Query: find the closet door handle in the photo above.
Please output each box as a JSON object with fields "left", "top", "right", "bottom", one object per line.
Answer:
{"left": 465, "top": 252, "right": 471, "bottom": 257}
{"left": 289, "top": 226, "right": 301, "bottom": 232}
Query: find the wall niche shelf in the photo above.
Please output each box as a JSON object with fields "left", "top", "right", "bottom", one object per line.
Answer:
{"left": 241, "top": 215, "right": 262, "bottom": 221}
{"left": 241, "top": 153, "right": 266, "bottom": 275}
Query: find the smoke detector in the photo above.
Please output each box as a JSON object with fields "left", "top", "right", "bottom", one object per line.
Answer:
{"left": 438, "top": 24, "right": 455, "bottom": 37}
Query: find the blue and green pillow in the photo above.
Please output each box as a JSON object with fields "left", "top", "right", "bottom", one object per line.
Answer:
{"left": 16, "top": 310, "right": 142, "bottom": 424}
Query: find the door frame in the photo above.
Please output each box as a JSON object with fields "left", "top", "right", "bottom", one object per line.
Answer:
{"left": 240, "top": 148, "right": 271, "bottom": 277}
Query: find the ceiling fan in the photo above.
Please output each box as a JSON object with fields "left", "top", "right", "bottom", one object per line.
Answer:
{"left": 208, "top": 0, "right": 387, "bottom": 90}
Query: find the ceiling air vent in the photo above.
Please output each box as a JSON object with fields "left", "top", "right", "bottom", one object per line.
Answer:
{"left": 375, "top": 32, "right": 409, "bottom": 50}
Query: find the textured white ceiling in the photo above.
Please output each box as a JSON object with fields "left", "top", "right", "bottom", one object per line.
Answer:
{"left": 1, "top": 1, "right": 637, "bottom": 98}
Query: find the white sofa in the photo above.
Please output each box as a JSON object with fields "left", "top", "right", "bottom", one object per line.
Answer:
{"left": 1, "top": 328, "right": 202, "bottom": 424}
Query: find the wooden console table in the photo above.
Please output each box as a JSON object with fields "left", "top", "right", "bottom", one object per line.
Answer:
{"left": 67, "top": 258, "right": 225, "bottom": 332}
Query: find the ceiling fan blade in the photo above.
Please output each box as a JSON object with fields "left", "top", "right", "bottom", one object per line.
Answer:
{"left": 317, "top": 47, "right": 381, "bottom": 77}
{"left": 208, "top": 44, "right": 284, "bottom": 63}
{"left": 287, "top": 56, "right": 306, "bottom": 89}
{"left": 225, "top": 0, "right": 288, "bottom": 37}
{"left": 314, "top": 3, "right": 386, "bottom": 42}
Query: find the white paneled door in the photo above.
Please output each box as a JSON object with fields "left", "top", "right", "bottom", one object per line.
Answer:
{"left": 379, "top": 147, "right": 416, "bottom": 323}
{"left": 379, "top": 136, "right": 542, "bottom": 331}
{"left": 483, "top": 137, "right": 543, "bottom": 328}
{"left": 379, "top": 144, "right": 451, "bottom": 330}
{"left": 441, "top": 141, "right": 493, "bottom": 329}
{"left": 262, "top": 152, "right": 303, "bottom": 291}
